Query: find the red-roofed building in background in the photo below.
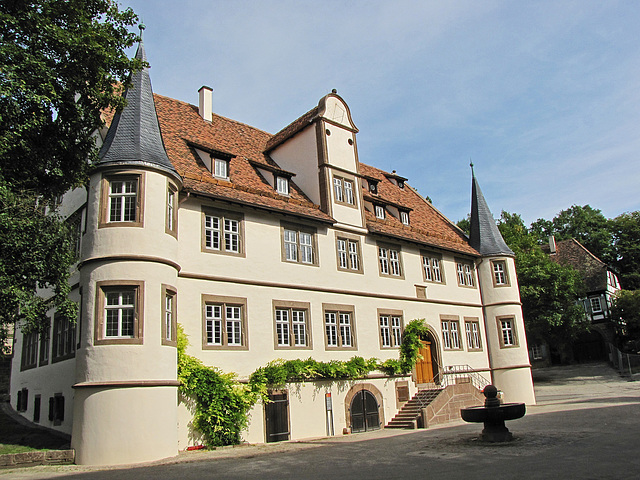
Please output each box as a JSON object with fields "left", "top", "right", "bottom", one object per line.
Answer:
{"left": 532, "top": 237, "right": 621, "bottom": 364}
{"left": 9, "top": 37, "right": 535, "bottom": 465}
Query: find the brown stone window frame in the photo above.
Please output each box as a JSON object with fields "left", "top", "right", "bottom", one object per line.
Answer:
{"left": 464, "top": 317, "right": 483, "bottom": 351}
{"left": 335, "top": 233, "right": 363, "bottom": 274}
{"left": 440, "top": 315, "right": 462, "bottom": 350}
{"left": 52, "top": 314, "right": 76, "bottom": 363}
{"left": 377, "top": 243, "right": 405, "bottom": 279}
{"left": 272, "top": 300, "right": 313, "bottom": 350}
{"left": 280, "top": 222, "right": 319, "bottom": 266}
{"left": 420, "top": 251, "right": 445, "bottom": 284}
{"left": 332, "top": 174, "right": 358, "bottom": 209}
{"left": 162, "top": 285, "right": 177, "bottom": 347}
{"left": 165, "top": 182, "right": 178, "bottom": 237}
{"left": 491, "top": 259, "right": 510, "bottom": 287}
{"left": 455, "top": 257, "right": 477, "bottom": 288}
{"left": 98, "top": 171, "right": 145, "bottom": 228}
{"left": 378, "top": 308, "right": 403, "bottom": 349}
{"left": 322, "top": 303, "right": 357, "bottom": 351}
{"left": 202, "top": 295, "right": 249, "bottom": 350}
{"left": 201, "top": 207, "right": 245, "bottom": 257}
{"left": 497, "top": 315, "right": 519, "bottom": 348}
{"left": 94, "top": 280, "right": 144, "bottom": 346}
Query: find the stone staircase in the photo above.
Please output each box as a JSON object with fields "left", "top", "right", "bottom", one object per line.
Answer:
{"left": 385, "top": 388, "right": 443, "bottom": 429}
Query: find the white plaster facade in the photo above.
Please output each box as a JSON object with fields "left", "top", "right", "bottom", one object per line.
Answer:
{"left": 9, "top": 42, "right": 535, "bottom": 466}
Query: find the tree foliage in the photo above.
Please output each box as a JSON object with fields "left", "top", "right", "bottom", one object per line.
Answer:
{"left": 609, "top": 212, "right": 640, "bottom": 290}
{"left": 0, "top": 185, "right": 77, "bottom": 337}
{"left": 0, "top": 0, "right": 141, "bottom": 198}
{"left": 610, "top": 290, "right": 640, "bottom": 352}
{"left": 530, "top": 205, "right": 613, "bottom": 263}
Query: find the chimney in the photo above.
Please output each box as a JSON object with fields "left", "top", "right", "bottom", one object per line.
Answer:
{"left": 198, "top": 85, "right": 213, "bottom": 120}
{"left": 549, "top": 236, "right": 556, "bottom": 254}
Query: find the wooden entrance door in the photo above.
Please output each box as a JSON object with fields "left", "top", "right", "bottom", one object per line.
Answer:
{"left": 265, "top": 391, "right": 290, "bottom": 442}
{"left": 416, "top": 341, "right": 434, "bottom": 384}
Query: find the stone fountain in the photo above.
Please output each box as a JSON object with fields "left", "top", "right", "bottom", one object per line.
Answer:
{"left": 460, "top": 385, "right": 525, "bottom": 442}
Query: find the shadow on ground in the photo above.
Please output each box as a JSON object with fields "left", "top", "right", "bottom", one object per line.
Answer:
{"left": 0, "top": 403, "right": 70, "bottom": 451}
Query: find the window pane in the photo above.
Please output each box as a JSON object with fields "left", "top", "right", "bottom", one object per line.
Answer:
{"left": 380, "top": 315, "right": 390, "bottom": 347}
{"left": 337, "top": 239, "right": 348, "bottom": 268}
{"left": 379, "top": 247, "right": 389, "bottom": 274}
{"left": 299, "top": 232, "right": 313, "bottom": 264}
{"left": 284, "top": 229, "right": 297, "bottom": 261}
{"left": 339, "top": 313, "right": 352, "bottom": 347}
{"left": 292, "top": 310, "right": 306, "bottom": 347}
{"left": 344, "top": 180, "right": 354, "bottom": 204}
{"left": 325, "top": 312, "right": 337, "bottom": 347}
{"left": 432, "top": 258, "right": 442, "bottom": 282}
{"left": 348, "top": 241, "right": 359, "bottom": 270}
{"left": 275, "top": 309, "right": 290, "bottom": 346}
{"left": 423, "top": 256, "right": 432, "bottom": 281}
{"left": 333, "top": 178, "right": 343, "bottom": 202}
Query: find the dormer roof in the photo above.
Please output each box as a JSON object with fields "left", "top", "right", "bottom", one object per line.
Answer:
{"left": 469, "top": 172, "right": 513, "bottom": 257}
{"left": 97, "top": 34, "right": 181, "bottom": 184}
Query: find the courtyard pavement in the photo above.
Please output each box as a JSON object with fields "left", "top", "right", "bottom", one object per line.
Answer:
{"left": 4, "top": 362, "right": 640, "bottom": 479}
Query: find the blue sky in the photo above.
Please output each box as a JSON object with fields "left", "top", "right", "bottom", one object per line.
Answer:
{"left": 122, "top": 0, "right": 640, "bottom": 225}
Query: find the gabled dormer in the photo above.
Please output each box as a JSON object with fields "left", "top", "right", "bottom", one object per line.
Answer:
{"left": 266, "top": 91, "right": 364, "bottom": 230}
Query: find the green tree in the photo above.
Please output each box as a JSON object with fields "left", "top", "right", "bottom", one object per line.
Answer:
{"left": 0, "top": 0, "right": 141, "bottom": 198}
{"left": 609, "top": 212, "right": 640, "bottom": 290}
{"left": 610, "top": 290, "right": 640, "bottom": 352}
{"left": 0, "top": 1, "right": 141, "bottom": 342}
{"left": 530, "top": 205, "right": 612, "bottom": 262}
{"left": 0, "top": 185, "right": 77, "bottom": 337}
{"left": 498, "top": 212, "right": 588, "bottom": 362}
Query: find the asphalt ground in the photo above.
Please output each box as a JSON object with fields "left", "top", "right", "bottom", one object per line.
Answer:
{"left": 4, "top": 362, "right": 640, "bottom": 479}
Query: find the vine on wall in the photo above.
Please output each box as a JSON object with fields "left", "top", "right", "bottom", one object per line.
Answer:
{"left": 177, "top": 319, "right": 428, "bottom": 447}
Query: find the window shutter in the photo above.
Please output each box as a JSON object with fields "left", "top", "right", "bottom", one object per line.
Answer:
{"left": 49, "top": 397, "right": 55, "bottom": 421}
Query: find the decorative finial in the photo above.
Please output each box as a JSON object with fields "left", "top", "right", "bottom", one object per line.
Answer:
{"left": 139, "top": 23, "right": 145, "bottom": 39}
{"left": 331, "top": 88, "right": 337, "bottom": 94}
{"left": 470, "top": 159, "right": 475, "bottom": 178}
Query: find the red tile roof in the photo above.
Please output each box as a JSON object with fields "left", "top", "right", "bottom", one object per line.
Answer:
{"left": 544, "top": 238, "right": 608, "bottom": 292}
{"left": 106, "top": 93, "right": 479, "bottom": 255}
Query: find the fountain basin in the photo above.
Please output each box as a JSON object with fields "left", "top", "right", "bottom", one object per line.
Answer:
{"left": 460, "top": 402, "right": 525, "bottom": 423}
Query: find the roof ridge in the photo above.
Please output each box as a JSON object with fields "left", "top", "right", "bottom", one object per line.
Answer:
{"left": 564, "top": 238, "right": 607, "bottom": 265}
{"left": 152, "top": 93, "right": 273, "bottom": 137}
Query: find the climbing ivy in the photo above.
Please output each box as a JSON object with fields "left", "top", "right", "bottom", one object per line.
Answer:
{"left": 177, "top": 319, "right": 429, "bottom": 447}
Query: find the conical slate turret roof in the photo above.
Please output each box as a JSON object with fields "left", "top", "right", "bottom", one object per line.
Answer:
{"left": 469, "top": 168, "right": 513, "bottom": 256}
{"left": 97, "top": 29, "right": 180, "bottom": 183}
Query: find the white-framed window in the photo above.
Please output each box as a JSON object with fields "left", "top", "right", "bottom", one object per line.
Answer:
{"left": 323, "top": 305, "right": 356, "bottom": 349}
{"left": 336, "top": 237, "right": 362, "bottom": 272}
{"left": 204, "top": 299, "right": 246, "bottom": 348}
{"left": 108, "top": 178, "right": 138, "bottom": 222}
{"left": 333, "top": 176, "right": 355, "bottom": 205}
{"left": 441, "top": 319, "right": 461, "bottom": 350}
{"left": 498, "top": 316, "right": 517, "bottom": 347}
{"left": 213, "top": 158, "right": 229, "bottom": 179}
{"left": 104, "top": 290, "right": 136, "bottom": 338}
{"left": 375, "top": 205, "right": 385, "bottom": 219}
{"left": 276, "top": 176, "right": 290, "bottom": 195}
{"left": 492, "top": 260, "right": 508, "bottom": 286}
{"left": 531, "top": 344, "right": 543, "bottom": 360}
{"left": 274, "top": 304, "right": 310, "bottom": 349}
{"left": 464, "top": 320, "right": 482, "bottom": 350}
{"left": 400, "top": 211, "right": 410, "bottom": 225}
{"left": 379, "top": 313, "right": 403, "bottom": 348}
{"left": 162, "top": 285, "right": 177, "bottom": 346}
{"left": 203, "top": 209, "right": 243, "bottom": 255}
{"left": 166, "top": 184, "right": 177, "bottom": 234}
{"left": 282, "top": 225, "right": 316, "bottom": 265}
{"left": 421, "top": 254, "right": 443, "bottom": 283}
{"left": 95, "top": 281, "right": 143, "bottom": 345}
{"left": 590, "top": 297, "right": 603, "bottom": 314}
{"left": 379, "top": 245, "right": 402, "bottom": 277}
{"left": 456, "top": 260, "right": 476, "bottom": 287}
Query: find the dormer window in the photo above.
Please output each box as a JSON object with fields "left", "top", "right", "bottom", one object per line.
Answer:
{"left": 213, "top": 158, "right": 229, "bottom": 179}
{"left": 400, "top": 211, "right": 410, "bottom": 225}
{"left": 369, "top": 181, "right": 378, "bottom": 195}
{"left": 398, "top": 181, "right": 404, "bottom": 189}
{"left": 276, "top": 176, "right": 290, "bottom": 195}
{"left": 375, "top": 205, "right": 385, "bottom": 219}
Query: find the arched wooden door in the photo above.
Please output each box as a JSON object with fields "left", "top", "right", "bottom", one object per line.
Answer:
{"left": 416, "top": 340, "right": 435, "bottom": 384}
{"left": 350, "top": 390, "right": 380, "bottom": 433}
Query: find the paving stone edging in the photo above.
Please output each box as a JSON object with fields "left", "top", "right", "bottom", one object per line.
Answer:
{"left": 0, "top": 449, "right": 75, "bottom": 469}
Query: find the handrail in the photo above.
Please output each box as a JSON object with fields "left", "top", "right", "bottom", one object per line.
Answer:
{"left": 414, "top": 364, "right": 489, "bottom": 409}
